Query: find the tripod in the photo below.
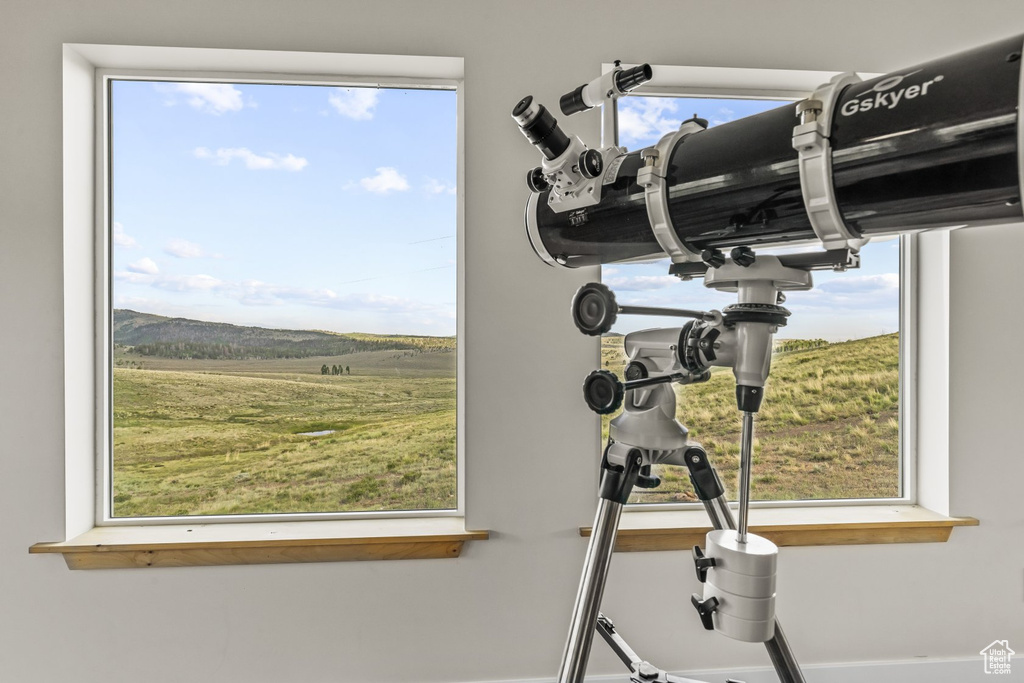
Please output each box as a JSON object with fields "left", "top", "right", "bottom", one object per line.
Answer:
{"left": 558, "top": 252, "right": 846, "bottom": 683}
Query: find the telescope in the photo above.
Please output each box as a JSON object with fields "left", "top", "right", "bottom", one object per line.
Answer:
{"left": 513, "top": 32, "right": 1023, "bottom": 683}
{"left": 514, "top": 34, "right": 1023, "bottom": 272}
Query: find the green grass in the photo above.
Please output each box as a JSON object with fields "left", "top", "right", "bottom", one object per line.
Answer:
{"left": 112, "top": 333, "right": 900, "bottom": 517}
{"left": 112, "top": 353, "right": 455, "bottom": 517}
{"left": 601, "top": 334, "right": 901, "bottom": 504}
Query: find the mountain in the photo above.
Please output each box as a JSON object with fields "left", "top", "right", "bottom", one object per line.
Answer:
{"left": 112, "top": 309, "right": 449, "bottom": 360}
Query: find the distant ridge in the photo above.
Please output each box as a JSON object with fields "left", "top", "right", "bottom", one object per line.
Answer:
{"left": 113, "top": 309, "right": 453, "bottom": 360}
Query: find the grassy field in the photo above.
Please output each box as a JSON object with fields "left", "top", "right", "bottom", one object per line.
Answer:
{"left": 112, "top": 349, "right": 456, "bottom": 517}
{"left": 600, "top": 333, "right": 900, "bottom": 504}
{"left": 112, "top": 329, "right": 899, "bottom": 517}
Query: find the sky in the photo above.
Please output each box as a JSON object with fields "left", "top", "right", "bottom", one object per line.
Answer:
{"left": 111, "top": 80, "right": 457, "bottom": 336}
{"left": 609, "top": 95, "right": 900, "bottom": 341}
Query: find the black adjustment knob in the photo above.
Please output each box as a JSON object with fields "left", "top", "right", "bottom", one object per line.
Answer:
{"left": 571, "top": 282, "right": 618, "bottom": 336}
{"left": 578, "top": 149, "right": 603, "bottom": 179}
{"left": 692, "top": 545, "right": 717, "bottom": 583}
{"left": 582, "top": 370, "right": 624, "bottom": 415}
{"left": 636, "top": 465, "right": 661, "bottom": 489}
{"left": 701, "top": 249, "right": 725, "bottom": 268}
{"left": 690, "top": 594, "right": 719, "bottom": 631}
{"left": 731, "top": 246, "right": 756, "bottom": 267}
{"left": 624, "top": 361, "right": 648, "bottom": 381}
{"left": 526, "top": 167, "right": 550, "bottom": 193}
{"left": 635, "top": 474, "right": 661, "bottom": 489}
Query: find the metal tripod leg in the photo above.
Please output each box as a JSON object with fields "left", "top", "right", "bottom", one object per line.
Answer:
{"left": 557, "top": 447, "right": 643, "bottom": 683}
{"left": 684, "top": 447, "right": 806, "bottom": 683}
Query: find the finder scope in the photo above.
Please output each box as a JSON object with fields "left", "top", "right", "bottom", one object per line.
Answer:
{"left": 559, "top": 63, "right": 653, "bottom": 116}
{"left": 516, "top": 35, "right": 1024, "bottom": 268}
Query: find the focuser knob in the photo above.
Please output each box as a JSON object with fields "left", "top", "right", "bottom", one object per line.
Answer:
{"left": 578, "top": 149, "right": 603, "bottom": 179}
{"left": 526, "top": 167, "right": 550, "bottom": 193}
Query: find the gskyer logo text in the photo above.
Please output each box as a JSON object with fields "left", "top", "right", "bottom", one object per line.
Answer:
{"left": 840, "top": 72, "right": 944, "bottom": 116}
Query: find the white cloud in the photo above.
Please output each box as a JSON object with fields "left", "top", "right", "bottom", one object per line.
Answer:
{"left": 114, "top": 270, "right": 156, "bottom": 284}
{"left": 328, "top": 88, "right": 379, "bottom": 120}
{"left": 164, "top": 239, "right": 206, "bottom": 259}
{"left": 127, "top": 257, "right": 159, "bottom": 275}
{"left": 603, "top": 274, "right": 679, "bottom": 291}
{"left": 153, "top": 274, "right": 226, "bottom": 293}
{"left": 785, "top": 273, "right": 900, "bottom": 317}
{"left": 424, "top": 178, "right": 457, "bottom": 195}
{"left": 817, "top": 273, "right": 899, "bottom": 295}
{"left": 114, "top": 268, "right": 435, "bottom": 316}
{"left": 112, "top": 222, "right": 137, "bottom": 248}
{"left": 172, "top": 83, "right": 245, "bottom": 114}
{"left": 618, "top": 97, "right": 680, "bottom": 144}
{"left": 710, "top": 107, "right": 737, "bottom": 127}
{"left": 194, "top": 147, "right": 308, "bottom": 171}
{"left": 359, "top": 167, "right": 409, "bottom": 194}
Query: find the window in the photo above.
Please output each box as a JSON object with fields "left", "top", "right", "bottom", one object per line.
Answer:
{"left": 604, "top": 70, "right": 910, "bottom": 507}
{"left": 98, "top": 63, "right": 462, "bottom": 522}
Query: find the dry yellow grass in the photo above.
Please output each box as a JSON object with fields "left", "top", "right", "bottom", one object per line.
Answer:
{"left": 600, "top": 334, "right": 901, "bottom": 503}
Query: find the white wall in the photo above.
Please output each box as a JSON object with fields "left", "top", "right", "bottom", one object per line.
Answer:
{"left": 1, "top": 1, "right": 1023, "bottom": 681}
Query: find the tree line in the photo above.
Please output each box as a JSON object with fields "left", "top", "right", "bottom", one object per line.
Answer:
{"left": 128, "top": 338, "right": 415, "bottom": 361}
{"left": 322, "top": 364, "right": 350, "bottom": 375}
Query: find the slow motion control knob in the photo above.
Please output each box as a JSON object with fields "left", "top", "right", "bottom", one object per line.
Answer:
{"left": 582, "top": 370, "right": 624, "bottom": 415}
{"left": 571, "top": 282, "right": 618, "bottom": 336}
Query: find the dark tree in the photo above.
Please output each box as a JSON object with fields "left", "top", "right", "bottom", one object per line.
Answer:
{"left": 346, "top": 365, "right": 350, "bottom": 375}
{"left": 321, "top": 364, "right": 329, "bottom": 375}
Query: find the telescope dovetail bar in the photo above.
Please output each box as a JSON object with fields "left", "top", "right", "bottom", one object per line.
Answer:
{"left": 514, "top": 32, "right": 1024, "bottom": 683}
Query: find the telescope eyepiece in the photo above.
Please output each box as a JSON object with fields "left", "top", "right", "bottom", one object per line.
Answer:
{"left": 614, "top": 63, "right": 652, "bottom": 94}
{"left": 512, "top": 96, "right": 571, "bottom": 161}
{"left": 560, "top": 85, "right": 589, "bottom": 117}
{"left": 512, "top": 95, "right": 537, "bottom": 124}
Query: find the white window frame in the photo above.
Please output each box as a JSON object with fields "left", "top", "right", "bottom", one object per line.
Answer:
{"left": 606, "top": 63, "right": 919, "bottom": 511}
{"left": 64, "top": 44, "right": 465, "bottom": 535}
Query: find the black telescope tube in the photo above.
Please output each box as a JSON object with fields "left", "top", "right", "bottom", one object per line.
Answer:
{"left": 525, "top": 35, "right": 1024, "bottom": 267}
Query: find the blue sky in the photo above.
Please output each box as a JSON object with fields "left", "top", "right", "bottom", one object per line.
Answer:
{"left": 111, "top": 80, "right": 457, "bottom": 336}
{"left": 610, "top": 95, "right": 900, "bottom": 341}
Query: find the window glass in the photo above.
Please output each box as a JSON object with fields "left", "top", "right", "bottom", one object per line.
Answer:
{"left": 109, "top": 80, "right": 458, "bottom": 517}
{"left": 608, "top": 95, "right": 900, "bottom": 504}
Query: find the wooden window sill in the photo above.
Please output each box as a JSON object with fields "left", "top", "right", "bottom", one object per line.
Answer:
{"left": 31, "top": 517, "right": 489, "bottom": 570}
{"left": 580, "top": 505, "right": 977, "bottom": 552}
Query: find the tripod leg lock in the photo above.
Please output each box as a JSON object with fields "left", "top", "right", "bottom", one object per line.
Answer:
{"left": 682, "top": 446, "right": 725, "bottom": 501}
{"left": 600, "top": 443, "right": 644, "bottom": 504}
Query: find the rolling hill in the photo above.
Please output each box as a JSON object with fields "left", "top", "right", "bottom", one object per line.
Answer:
{"left": 112, "top": 309, "right": 455, "bottom": 360}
